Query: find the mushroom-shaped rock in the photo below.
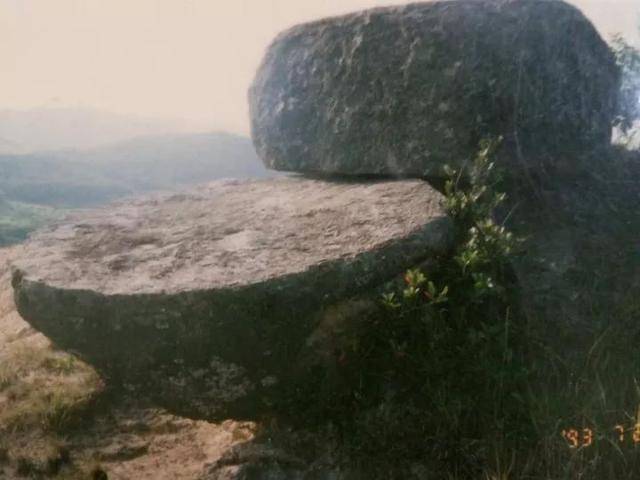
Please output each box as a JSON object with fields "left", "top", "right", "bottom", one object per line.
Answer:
{"left": 11, "top": 177, "right": 452, "bottom": 420}
{"left": 249, "top": 0, "right": 619, "bottom": 177}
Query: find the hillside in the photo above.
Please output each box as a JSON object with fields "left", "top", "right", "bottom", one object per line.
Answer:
{"left": 0, "top": 131, "right": 272, "bottom": 244}
{"left": 0, "top": 131, "right": 271, "bottom": 207}
{"left": 0, "top": 200, "right": 64, "bottom": 247}
{"left": 71, "top": 131, "right": 273, "bottom": 192}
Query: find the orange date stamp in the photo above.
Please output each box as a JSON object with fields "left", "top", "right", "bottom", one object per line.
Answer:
{"left": 561, "top": 423, "right": 640, "bottom": 448}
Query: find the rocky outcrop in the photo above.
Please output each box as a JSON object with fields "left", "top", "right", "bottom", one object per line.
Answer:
{"left": 11, "top": 177, "right": 452, "bottom": 420}
{"left": 502, "top": 150, "right": 640, "bottom": 343}
{"left": 249, "top": 0, "right": 619, "bottom": 178}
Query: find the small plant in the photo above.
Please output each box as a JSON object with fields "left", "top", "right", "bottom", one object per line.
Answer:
{"left": 348, "top": 138, "right": 528, "bottom": 474}
{"left": 41, "top": 391, "right": 76, "bottom": 431}
{"left": 41, "top": 353, "right": 77, "bottom": 375}
{"left": 0, "top": 364, "right": 16, "bottom": 391}
{"left": 283, "top": 139, "right": 528, "bottom": 476}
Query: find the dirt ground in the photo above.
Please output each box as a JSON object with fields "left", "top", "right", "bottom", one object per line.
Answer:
{"left": 0, "top": 246, "right": 256, "bottom": 480}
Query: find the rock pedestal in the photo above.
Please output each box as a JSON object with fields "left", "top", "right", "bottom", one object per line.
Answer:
{"left": 249, "top": 0, "right": 619, "bottom": 177}
{"left": 11, "top": 177, "right": 451, "bottom": 419}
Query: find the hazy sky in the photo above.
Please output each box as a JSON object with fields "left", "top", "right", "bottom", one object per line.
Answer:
{"left": 2, "top": 0, "right": 639, "bottom": 135}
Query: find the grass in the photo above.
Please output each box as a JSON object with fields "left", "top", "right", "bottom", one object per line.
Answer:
{"left": 477, "top": 313, "right": 640, "bottom": 478}
{"left": 267, "top": 144, "right": 640, "bottom": 479}
{"left": 0, "top": 344, "right": 102, "bottom": 432}
{"left": 263, "top": 267, "right": 640, "bottom": 479}
{"left": 0, "top": 341, "right": 104, "bottom": 478}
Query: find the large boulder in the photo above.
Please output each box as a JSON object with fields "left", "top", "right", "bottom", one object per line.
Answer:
{"left": 11, "top": 177, "right": 452, "bottom": 420}
{"left": 249, "top": 0, "right": 619, "bottom": 178}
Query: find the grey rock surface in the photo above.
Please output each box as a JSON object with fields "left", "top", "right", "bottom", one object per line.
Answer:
{"left": 503, "top": 150, "right": 640, "bottom": 344}
{"left": 250, "top": 0, "right": 618, "bottom": 177}
{"left": 11, "top": 177, "right": 452, "bottom": 420}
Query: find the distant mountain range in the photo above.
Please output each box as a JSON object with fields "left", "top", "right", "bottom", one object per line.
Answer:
{"left": 0, "top": 130, "right": 273, "bottom": 208}
{"left": 0, "top": 108, "right": 275, "bottom": 244}
{"left": 0, "top": 199, "right": 63, "bottom": 247}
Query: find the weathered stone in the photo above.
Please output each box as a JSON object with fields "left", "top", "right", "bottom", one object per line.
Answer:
{"left": 249, "top": 0, "right": 619, "bottom": 177}
{"left": 11, "top": 177, "right": 452, "bottom": 420}
{"left": 502, "top": 149, "right": 640, "bottom": 343}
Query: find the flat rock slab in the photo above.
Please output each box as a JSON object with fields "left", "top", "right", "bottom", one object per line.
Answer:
{"left": 11, "top": 177, "right": 452, "bottom": 419}
{"left": 250, "top": 0, "right": 618, "bottom": 177}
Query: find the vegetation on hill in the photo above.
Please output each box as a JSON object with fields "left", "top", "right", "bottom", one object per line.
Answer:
{"left": 0, "top": 199, "right": 64, "bottom": 247}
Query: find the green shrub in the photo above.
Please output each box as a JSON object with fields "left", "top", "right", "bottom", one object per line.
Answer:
{"left": 283, "top": 139, "right": 529, "bottom": 476}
